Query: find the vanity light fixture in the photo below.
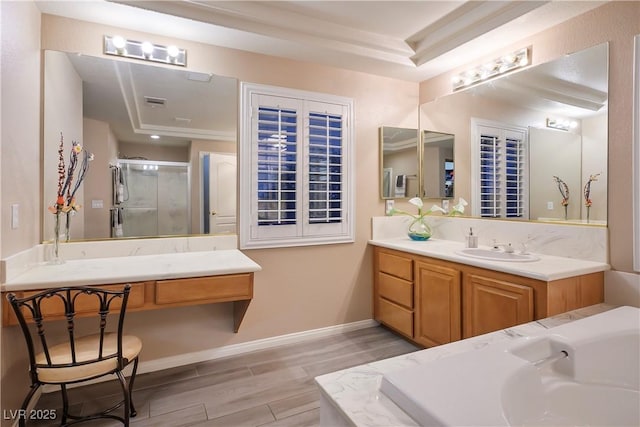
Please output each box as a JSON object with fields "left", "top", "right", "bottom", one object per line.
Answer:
{"left": 104, "top": 35, "right": 186, "bottom": 67}
{"left": 452, "top": 47, "right": 530, "bottom": 91}
{"left": 546, "top": 118, "right": 578, "bottom": 131}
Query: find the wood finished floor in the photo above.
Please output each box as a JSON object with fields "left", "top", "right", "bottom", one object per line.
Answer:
{"left": 32, "top": 326, "right": 419, "bottom": 426}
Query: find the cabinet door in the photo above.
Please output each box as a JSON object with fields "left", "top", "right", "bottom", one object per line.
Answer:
{"left": 414, "top": 261, "right": 461, "bottom": 347}
{"left": 463, "top": 273, "right": 534, "bottom": 338}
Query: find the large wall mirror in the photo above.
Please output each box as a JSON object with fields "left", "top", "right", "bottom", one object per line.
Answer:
{"left": 379, "top": 127, "right": 455, "bottom": 200}
{"left": 379, "top": 127, "right": 419, "bottom": 199}
{"left": 43, "top": 50, "right": 238, "bottom": 241}
{"left": 420, "top": 43, "right": 608, "bottom": 225}
{"left": 422, "top": 130, "right": 454, "bottom": 199}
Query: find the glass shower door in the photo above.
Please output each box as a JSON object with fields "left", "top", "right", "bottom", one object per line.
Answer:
{"left": 117, "top": 160, "right": 190, "bottom": 237}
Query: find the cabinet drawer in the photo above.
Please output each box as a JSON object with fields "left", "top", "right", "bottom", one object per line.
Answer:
{"left": 4, "top": 283, "right": 145, "bottom": 325}
{"left": 155, "top": 274, "right": 252, "bottom": 305}
{"left": 378, "top": 298, "right": 413, "bottom": 338}
{"left": 378, "top": 251, "right": 413, "bottom": 281}
{"left": 378, "top": 272, "right": 413, "bottom": 309}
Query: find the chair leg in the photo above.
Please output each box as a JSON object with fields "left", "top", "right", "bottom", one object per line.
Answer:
{"left": 18, "top": 384, "right": 40, "bottom": 427}
{"left": 128, "top": 357, "right": 140, "bottom": 418}
{"left": 60, "top": 384, "right": 70, "bottom": 425}
{"left": 115, "top": 370, "right": 130, "bottom": 427}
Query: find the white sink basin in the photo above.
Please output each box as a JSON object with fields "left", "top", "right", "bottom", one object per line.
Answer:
{"left": 456, "top": 248, "right": 540, "bottom": 262}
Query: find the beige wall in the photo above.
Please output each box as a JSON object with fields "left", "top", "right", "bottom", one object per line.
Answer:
{"left": 581, "top": 113, "right": 608, "bottom": 222}
{"left": 1, "top": 1, "right": 41, "bottom": 256}
{"left": 529, "top": 127, "right": 582, "bottom": 220}
{"left": 1, "top": 1, "right": 42, "bottom": 420}
{"left": 118, "top": 141, "right": 189, "bottom": 162}
{"left": 83, "top": 117, "right": 118, "bottom": 239}
{"left": 384, "top": 148, "right": 419, "bottom": 198}
{"left": 419, "top": 1, "right": 640, "bottom": 272}
{"left": 43, "top": 49, "right": 84, "bottom": 242}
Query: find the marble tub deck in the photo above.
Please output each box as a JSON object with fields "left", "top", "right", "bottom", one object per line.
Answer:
{"left": 315, "top": 303, "right": 617, "bottom": 427}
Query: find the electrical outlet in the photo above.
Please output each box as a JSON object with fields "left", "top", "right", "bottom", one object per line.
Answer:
{"left": 547, "top": 201, "right": 554, "bottom": 210}
{"left": 91, "top": 200, "right": 104, "bottom": 209}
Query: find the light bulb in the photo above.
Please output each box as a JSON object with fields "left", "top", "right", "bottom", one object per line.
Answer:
{"left": 167, "top": 45, "right": 180, "bottom": 58}
{"left": 112, "top": 36, "right": 126, "bottom": 49}
{"left": 112, "top": 35, "right": 126, "bottom": 54}
{"left": 141, "top": 41, "right": 154, "bottom": 57}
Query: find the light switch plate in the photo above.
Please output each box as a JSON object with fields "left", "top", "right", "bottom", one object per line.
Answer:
{"left": 92, "top": 199, "right": 104, "bottom": 209}
{"left": 11, "top": 203, "right": 19, "bottom": 229}
{"left": 385, "top": 199, "right": 395, "bottom": 215}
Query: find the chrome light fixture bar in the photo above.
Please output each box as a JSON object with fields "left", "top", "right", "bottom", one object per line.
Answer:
{"left": 452, "top": 47, "right": 530, "bottom": 91}
{"left": 104, "top": 35, "right": 186, "bottom": 67}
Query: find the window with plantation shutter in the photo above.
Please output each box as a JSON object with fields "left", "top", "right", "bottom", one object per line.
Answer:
{"left": 256, "top": 106, "right": 298, "bottom": 227}
{"left": 240, "top": 83, "right": 354, "bottom": 249}
{"left": 472, "top": 119, "right": 528, "bottom": 219}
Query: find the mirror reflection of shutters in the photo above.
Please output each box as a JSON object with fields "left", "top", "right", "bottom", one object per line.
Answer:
{"left": 256, "top": 106, "right": 298, "bottom": 226}
{"left": 504, "top": 134, "right": 526, "bottom": 218}
{"left": 478, "top": 124, "right": 527, "bottom": 219}
{"left": 480, "top": 133, "right": 501, "bottom": 217}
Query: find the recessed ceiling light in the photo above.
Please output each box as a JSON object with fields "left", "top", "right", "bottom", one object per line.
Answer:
{"left": 150, "top": 135, "right": 160, "bottom": 140}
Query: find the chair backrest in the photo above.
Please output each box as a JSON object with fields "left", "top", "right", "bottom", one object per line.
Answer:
{"left": 6, "top": 285, "right": 131, "bottom": 384}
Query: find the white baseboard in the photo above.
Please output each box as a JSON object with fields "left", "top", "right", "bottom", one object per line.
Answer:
{"left": 43, "top": 318, "right": 378, "bottom": 393}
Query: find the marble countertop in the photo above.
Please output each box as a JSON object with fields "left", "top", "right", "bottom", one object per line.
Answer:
{"left": 369, "top": 238, "right": 609, "bottom": 281}
{"left": 1, "top": 249, "right": 262, "bottom": 292}
{"left": 315, "top": 303, "right": 616, "bottom": 427}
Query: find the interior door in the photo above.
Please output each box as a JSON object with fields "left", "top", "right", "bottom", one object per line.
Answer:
{"left": 206, "top": 153, "right": 237, "bottom": 234}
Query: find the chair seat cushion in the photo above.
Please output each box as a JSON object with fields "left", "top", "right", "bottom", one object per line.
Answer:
{"left": 35, "top": 333, "right": 142, "bottom": 383}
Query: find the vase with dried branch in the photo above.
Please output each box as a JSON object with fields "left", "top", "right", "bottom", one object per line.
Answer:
{"left": 583, "top": 173, "right": 601, "bottom": 223}
{"left": 553, "top": 175, "right": 570, "bottom": 220}
{"left": 47, "top": 132, "right": 93, "bottom": 263}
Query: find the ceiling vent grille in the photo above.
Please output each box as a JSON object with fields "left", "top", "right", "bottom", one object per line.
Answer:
{"left": 144, "top": 96, "right": 167, "bottom": 107}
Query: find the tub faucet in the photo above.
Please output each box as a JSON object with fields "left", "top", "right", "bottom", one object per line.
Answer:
{"left": 492, "top": 240, "right": 515, "bottom": 253}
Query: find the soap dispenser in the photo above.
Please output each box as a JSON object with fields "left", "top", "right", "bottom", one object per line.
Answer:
{"left": 466, "top": 228, "right": 478, "bottom": 248}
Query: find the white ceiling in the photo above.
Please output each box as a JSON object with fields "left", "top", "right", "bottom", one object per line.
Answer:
{"left": 36, "top": 0, "right": 606, "bottom": 82}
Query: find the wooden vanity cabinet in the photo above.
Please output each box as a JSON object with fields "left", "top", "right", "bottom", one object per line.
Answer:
{"left": 414, "top": 259, "right": 461, "bottom": 347}
{"left": 373, "top": 246, "right": 603, "bottom": 347}
{"left": 374, "top": 249, "right": 414, "bottom": 338}
{"left": 2, "top": 273, "right": 254, "bottom": 332}
{"left": 462, "top": 272, "right": 533, "bottom": 338}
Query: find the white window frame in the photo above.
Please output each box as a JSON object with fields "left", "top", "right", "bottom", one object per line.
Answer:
{"left": 239, "top": 82, "right": 355, "bottom": 249}
{"left": 471, "top": 118, "right": 529, "bottom": 219}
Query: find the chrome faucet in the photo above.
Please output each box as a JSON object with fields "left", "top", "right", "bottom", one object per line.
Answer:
{"left": 492, "top": 240, "right": 515, "bottom": 253}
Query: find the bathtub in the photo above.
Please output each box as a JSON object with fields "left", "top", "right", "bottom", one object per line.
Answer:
{"left": 380, "top": 306, "right": 640, "bottom": 426}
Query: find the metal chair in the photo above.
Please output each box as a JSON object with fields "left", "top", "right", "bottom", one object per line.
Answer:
{"left": 7, "top": 285, "right": 142, "bottom": 426}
